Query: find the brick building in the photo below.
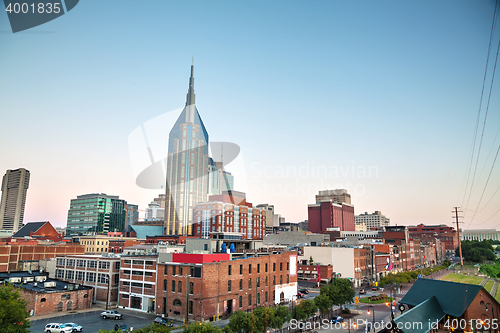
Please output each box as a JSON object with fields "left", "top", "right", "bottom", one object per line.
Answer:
{"left": 11, "top": 221, "right": 63, "bottom": 242}
{"left": 118, "top": 255, "right": 157, "bottom": 312}
{"left": 156, "top": 251, "right": 298, "bottom": 321}
{"left": 54, "top": 254, "right": 121, "bottom": 306}
{"left": 297, "top": 264, "right": 334, "bottom": 283}
{"left": 0, "top": 242, "right": 84, "bottom": 272}
{"left": 109, "top": 238, "right": 142, "bottom": 253}
{"left": 0, "top": 271, "right": 93, "bottom": 316}
{"left": 192, "top": 192, "right": 267, "bottom": 240}
{"left": 307, "top": 201, "right": 355, "bottom": 233}
{"left": 408, "top": 224, "right": 457, "bottom": 256}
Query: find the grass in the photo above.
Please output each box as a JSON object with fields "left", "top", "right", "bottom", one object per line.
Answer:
{"left": 485, "top": 280, "right": 494, "bottom": 294}
{"left": 495, "top": 287, "right": 500, "bottom": 303}
{"left": 359, "top": 296, "right": 394, "bottom": 304}
{"left": 440, "top": 273, "right": 483, "bottom": 285}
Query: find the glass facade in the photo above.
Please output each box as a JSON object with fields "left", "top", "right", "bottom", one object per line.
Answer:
{"left": 66, "top": 194, "right": 126, "bottom": 235}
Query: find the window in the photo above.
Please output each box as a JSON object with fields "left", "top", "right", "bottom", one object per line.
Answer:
{"left": 131, "top": 282, "right": 142, "bottom": 288}
{"left": 273, "top": 276, "right": 275, "bottom": 285}
{"left": 76, "top": 271, "right": 84, "bottom": 281}
{"left": 99, "top": 261, "right": 110, "bottom": 269}
{"left": 248, "top": 295, "right": 252, "bottom": 306}
{"left": 239, "top": 296, "right": 242, "bottom": 308}
{"left": 97, "top": 273, "right": 108, "bottom": 284}
{"left": 40, "top": 298, "right": 46, "bottom": 302}
{"left": 67, "top": 259, "right": 75, "bottom": 267}
{"left": 257, "top": 293, "right": 260, "bottom": 305}
{"left": 65, "top": 270, "right": 74, "bottom": 280}
{"left": 172, "top": 266, "right": 177, "bottom": 275}
{"left": 86, "top": 272, "right": 96, "bottom": 283}
{"left": 173, "top": 299, "right": 181, "bottom": 306}
{"left": 133, "top": 260, "right": 144, "bottom": 265}
{"left": 124, "top": 260, "right": 131, "bottom": 264}
{"left": 122, "top": 294, "right": 129, "bottom": 299}
{"left": 286, "top": 275, "right": 289, "bottom": 283}
{"left": 164, "top": 266, "right": 169, "bottom": 275}
{"left": 88, "top": 261, "right": 97, "bottom": 269}
{"left": 239, "top": 265, "right": 243, "bottom": 274}
{"left": 248, "top": 278, "right": 252, "bottom": 289}
{"left": 239, "top": 279, "right": 243, "bottom": 290}
{"left": 145, "top": 261, "right": 154, "bottom": 266}
{"left": 287, "top": 262, "right": 289, "bottom": 271}
{"left": 123, "top": 281, "right": 130, "bottom": 286}
{"left": 77, "top": 260, "right": 86, "bottom": 268}
{"left": 273, "top": 263, "right": 276, "bottom": 272}
{"left": 249, "top": 264, "right": 252, "bottom": 274}
{"left": 164, "top": 279, "right": 167, "bottom": 291}
{"left": 265, "top": 263, "right": 268, "bottom": 272}
{"left": 144, "top": 284, "right": 153, "bottom": 289}
{"left": 115, "top": 262, "right": 120, "bottom": 269}
{"left": 265, "top": 291, "right": 268, "bottom": 303}
{"left": 114, "top": 274, "right": 119, "bottom": 285}
{"left": 123, "top": 270, "right": 131, "bottom": 275}
{"left": 178, "top": 281, "right": 182, "bottom": 293}
{"left": 189, "top": 282, "right": 194, "bottom": 294}
{"left": 256, "top": 277, "right": 260, "bottom": 287}
{"left": 132, "top": 270, "right": 143, "bottom": 276}
{"left": 257, "top": 264, "right": 260, "bottom": 273}
{"left": 172, "top": 280, "right": 176, "bottom": 292}
{"left": 228, "top": 280, "right": 231, "bottom": 292}
{"left": 56, "top": 270, "right": 64, "bottom": 279}
{"left": 228, "top": 265, "right": 232, "bottom": 276}
{"left": 280, "top": 263, "right": 282, "bottom": 271}
{"left": 265, "top": 276, "right": 268, "bottom": 286}
{"left": 145, "top": 271, "right": 153, "bottom": 277}
{"left": 280, "top": 275, "right": 283, "bottom": 284}
{"left": 188, "top": 301, "right": 193, "bottom": 314}
{"left": 179, "top": 267, "right": 183, "bottom": 276}
{"left": 56, "top": 258, "right": 65, "bottom": 266}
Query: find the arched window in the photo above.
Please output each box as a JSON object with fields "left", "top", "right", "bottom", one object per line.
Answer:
{"left": 173, "top": 299, "right": 181, "bottom": 306}
{"left": 178, "top": 281, "right": 182, "bottom": 293}
{"left": 171, "top": 280, "right": 176, "bottom": 292}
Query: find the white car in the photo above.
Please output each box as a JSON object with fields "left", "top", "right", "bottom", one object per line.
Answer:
{"left": 101, "top": 310, "right": 123, "bottom": 319}
{"left": 44, "top": 323, "right": 73, "bottom": 333}
{"left": 64, "top": 323, "right": 83, "bottom": 332}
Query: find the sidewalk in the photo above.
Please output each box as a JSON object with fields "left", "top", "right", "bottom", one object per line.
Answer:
{"left": 29, "top": 303, "right": 109, "bottom": 321}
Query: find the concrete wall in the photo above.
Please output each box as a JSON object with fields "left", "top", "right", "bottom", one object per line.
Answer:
{"left": 300, "top": 246, "right": 355, "bottom": 280}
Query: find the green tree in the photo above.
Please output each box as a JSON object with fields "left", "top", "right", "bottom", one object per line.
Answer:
{"left": 314, "top": 293, "right": 333, "bottom": 314}
{"left": 300, "top": 299, "right": 318, "bottom": 318}
{"left": 271, "top": 305, "right": 290, "bottom": 329}
{"left": 309, "top": 256, "right": 314, "bottom": 265}
{"left": 182, "top": 322, "right": 221, "bottom": 333}
{"left": 291, "top": 304, "right": 307, "bottom": 321}
{"left": 0, "top": 283, "right": 31, "bottom": 333}
{"left": 228, "top": 311, "right": 251, "bottom": 333}
{"left": 322, "top": 278, "right": 355, "bottom": 308}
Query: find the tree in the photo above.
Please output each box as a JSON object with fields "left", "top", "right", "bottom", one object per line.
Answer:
{"left": 309, "top": 256, "right": 314, "bottom": 265}
{"left": 300, "top": 299, "right": 318, "bottom": 318}
{"left": 0, "top": 283, "right": 31, "bottom": 333}
{"left": 138, "top": 323, "right": 175, "bottom": 333}
{"left": 321, "top": 278, "right": 355, "bottom": 308}
{"left": 314, "top": 293, "right": 333, "bottom": 314}
{"left": 183, "top": 322, "right": 221, "bottom": 333}
{"left": 228, "top": 311, "right": 251, "bottom": 333}
{"left": 291, "top": 304, "right": 307, "bottom": 321}
{"left": 271, "top": 305, "right": 290, "bottom": 329}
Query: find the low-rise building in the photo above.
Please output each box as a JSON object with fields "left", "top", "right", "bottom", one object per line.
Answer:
{"left": 118, "top": 255, "right": 157, "bottom": 312}
{"left": 79, "top": 235, "right": 125, "bottom": 254}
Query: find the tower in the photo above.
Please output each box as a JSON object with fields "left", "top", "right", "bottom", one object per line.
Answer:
{"left": 0, "top": 168, "right": 30, "bottom": 232}
{"left": 164, "top": 65, "right": 210, "bottom": 235}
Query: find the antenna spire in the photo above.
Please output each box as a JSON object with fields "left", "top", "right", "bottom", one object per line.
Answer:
{"left": 186, "top": 61, "right": 195, "bottom": 106}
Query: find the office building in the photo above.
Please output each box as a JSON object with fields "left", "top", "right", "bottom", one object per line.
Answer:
{"left": 308, "top": 200, "right": 355, "bottom": 232}
{"left": 208, "top": 159, "right": 234, "bottom": 196}
{"left": 66, "top": 193, "right": 127, "bottom": 235}
{"left": 164, "top": 65, "right": 210, "bottom": 236}
{"left": 0, "top": 168, "right": 30, "bottom": 232}
{"left": 315, "top": 189, "right": 351, "bottom": 204}
{"left": 355, "top": 211, "right": 390, "bottom": 229}
{"left": 118, "top": 255, "right": 158, "bottom": 312}
{"left": 460, "top": 228, "right": 500, "bottom": 242}
{"left": 125, "top": 204, "right": 139, "bottom": 228}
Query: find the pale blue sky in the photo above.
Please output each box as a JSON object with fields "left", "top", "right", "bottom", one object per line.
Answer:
{"left": 0, "top": 0, "right": 499, "bottom": 229}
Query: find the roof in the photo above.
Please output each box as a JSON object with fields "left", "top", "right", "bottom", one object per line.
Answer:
{"left": 129, "top": 225, "right": 163, "bottom": 240}
{"left": 400, "top": 278, "right": 483, "bottom": 318}
{"left": 394, "top": 296, "right": 445, "bottom": 333}
{"left": 13, "top": 278, "right": 92, "bottom": 293}
{"left": 13, "top": 222, "right": 48, "bottom": 238}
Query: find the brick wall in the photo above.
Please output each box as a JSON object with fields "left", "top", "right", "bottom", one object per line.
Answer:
{"left": 17, "top": 287, "right": 93, "bottom": 316}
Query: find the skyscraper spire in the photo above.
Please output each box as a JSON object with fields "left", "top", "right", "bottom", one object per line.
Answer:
{"left": 185, "top": 63, "right": 195, "bottom": 106}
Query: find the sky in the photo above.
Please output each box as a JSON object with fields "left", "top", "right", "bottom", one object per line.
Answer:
{"left": 0, "top": 0, "right": 499, "bottom": 230}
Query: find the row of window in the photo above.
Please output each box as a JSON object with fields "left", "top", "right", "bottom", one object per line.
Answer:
{"left": 228, "top": 275, "right": 287, "bottom": 291}
{"left": 56, "top": 270, "right": 119, "bottom": 284}
{"left": 228, "top": 262, "right": 288, "bottom": 275}
{"left": 122, "top": 270, "right": 154, "bottom": 277}
{"left": 122, "top": 281, "right": 154, "bottom": 289}
{"left": 163, "top": 265, "right": 202, "bottom": 278}
{"left": 123, "top": 260, "right": 155, "bottom": 266}
{"left": 56, "top": 258, "right": 119, "bottom": 270}
{"left": 162, "top": 280, "right": 194, "bottom": 294}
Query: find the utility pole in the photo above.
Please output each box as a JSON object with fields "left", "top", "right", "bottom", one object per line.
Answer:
{"left": 453, "top": 207, "right": 464, "bottom": 266}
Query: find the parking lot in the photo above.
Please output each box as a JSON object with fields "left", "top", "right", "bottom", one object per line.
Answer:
{"left": 30, "top": 309, "right": 160, "bottom": 333}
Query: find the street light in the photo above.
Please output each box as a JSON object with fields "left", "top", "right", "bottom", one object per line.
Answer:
{"left": 367, "top": 305, "right": 375, "bottom": 332}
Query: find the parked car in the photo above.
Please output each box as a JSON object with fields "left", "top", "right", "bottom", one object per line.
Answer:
{"left": 114, "top": 324, "right": 129, "bottom": 332}
{"left": 297, "top": 292, "right": 304, "bottom": 298}
{"left": 359, "top": 289, "right": 366, "bottom": 294}
{"left": 64, "top": 323, "right": 83, "bottom": 332}
{"left": 101, "top": 310, "right": 123, "bottom": 319}
{"left": 298, "top": 289, "right": 309, "bottom": 294}
{"left": 154, "top": 317, "right": 174, "bottom": 327}
{"left": 331, "top": 316, "right": 344, "bottom": 323}
{"left": 371, "top": 287, "right": 379, "bottom": 291}
{"left": 44, "top": 323, "right": 74, "bottom": 333}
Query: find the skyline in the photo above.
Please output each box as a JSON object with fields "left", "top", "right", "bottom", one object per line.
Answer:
{"left": 1, "top": 1, "right": 499, "bottom": 230}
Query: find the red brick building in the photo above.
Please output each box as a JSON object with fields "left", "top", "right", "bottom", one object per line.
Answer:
{"left": 408, "top": 224, "right": 457, "bottom": 256}
{"left": 297, "top": 264, "right": 334, "bottom": 282}
{"left": 10, "top": 221, "right": 63, "bottom": 242}
{"left": 109, "top": 238, "right": 142, "bottom": 253}
{"left": 156, "top": 251, "right": 298, "bottom": 321}
{"left": 307, "top": 201, "right": 355, "bottom": 233}
{"left": 55, "top": 254, "right": 121, "bottom": 305}
{"left": 0, "top": 242, "right": 85, "bottom": 272}
{"left": 118, "top": 255, "right": 157, "bottom": 312}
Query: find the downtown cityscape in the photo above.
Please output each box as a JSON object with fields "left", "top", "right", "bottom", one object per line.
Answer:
{"left": 1, "top": 1, "right": 500, "bottom": 333}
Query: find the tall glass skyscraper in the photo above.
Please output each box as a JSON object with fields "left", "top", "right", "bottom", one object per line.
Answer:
{"left": 66, "top": 193, "right": 127, "bottom": 235}
{"left": 164, "top": 65, "right": 210, "bottom": 236}
{"left": 0, "top": 168, "right": 30, "bottom": 232}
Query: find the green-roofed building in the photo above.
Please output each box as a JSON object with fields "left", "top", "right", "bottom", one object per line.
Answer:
{"left": 394, "top": 278, "right": 500, "bottom": 333}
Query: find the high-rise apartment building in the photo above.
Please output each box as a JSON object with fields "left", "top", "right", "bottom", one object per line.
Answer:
{"left": 164, "top": 65, "right": 210, "bottom": 236}
{"left": 355, "top": 211, "right": 390, "bottom": 229}
{"left": 315, "top": 189, "right": 351, "bottom": 204}
{"left": 0, "top": 168, "right": 30, "bottom": 232}
{"left": 66, "top": 193, "right": 127, "bottom": 235}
